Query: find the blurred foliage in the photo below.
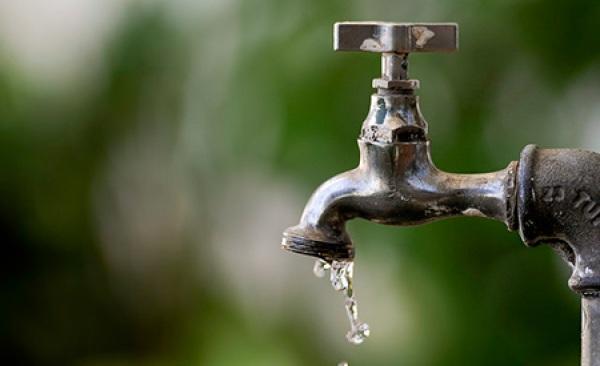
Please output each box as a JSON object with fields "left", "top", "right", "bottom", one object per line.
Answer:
{"left": 1, "top": 0, "right": 599, "bottom": 365}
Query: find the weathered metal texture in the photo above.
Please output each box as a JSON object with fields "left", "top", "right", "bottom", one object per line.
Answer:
{"left": 281, "top": 139, "right": 517, "bottom": 261}
{"left": 517, "top": 145, "right": 600, "bottom": 295}
{"left": 334, "top": 22, "right": 457, "bottom": 92}
{"left": 516, "top": 146, "right": 600, "bottom": 366}
{"left": 334, "top": 22, "right": 458, "bottom": 53}
{"left": 583, "top": 297, "right": 600, "bottom": 366}
{"left": 360, "top": 93, "right": 428, "bottom": 142}
{"left": 282, "top": 21, "right": 600, "bottom": 366}
{"left": 281, "top": 88, "right": 517, "bottom": 261}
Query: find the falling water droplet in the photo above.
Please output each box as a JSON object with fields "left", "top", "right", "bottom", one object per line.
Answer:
{"left": 345, "top": 297, "right": 371, "bottom": 344}
{"left": 330, "top": 260, "right": 350, "bottom": 292}
{"left": 313, "top": 259, "right": 330, "bottom": 278}
{"left": 313, "top": 259, "right": 370, "bottom": 345}
{"left": 337, "top": 362, "right": 349, "bottom": 366}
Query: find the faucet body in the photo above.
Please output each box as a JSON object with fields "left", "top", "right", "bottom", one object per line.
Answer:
{"left": 282, "top": 21, "right": 600, "bottom": 366}
{"left": 283, "top": 93, "right": 517, "bottom": 261}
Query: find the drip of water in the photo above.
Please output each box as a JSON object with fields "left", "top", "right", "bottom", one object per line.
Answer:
{"left": 314, "top": 259, "right": 370, "bottom": 345}
{"left": 337, "top": 362, "right": 349, "bottom": 366}
{"left": 345, "top": 297, "right": 370, "bottom": 344}
{"left": 313, "top": 259, "right": 330, "bottom": 278}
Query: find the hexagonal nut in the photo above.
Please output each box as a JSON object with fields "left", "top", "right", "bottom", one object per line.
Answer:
{"left": 372, "top": 78, "right": 420, "bottom": 90}
{"left": 334, "top": 22, "right": 458, "bottom": 53}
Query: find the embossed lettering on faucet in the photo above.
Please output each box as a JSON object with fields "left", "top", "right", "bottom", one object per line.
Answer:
{"left": 574, "top": 191, "right": 591, "bottom": 208}
{"left": 585, "top": 203, "right": 600, "bottom": 220}
{"left": 542, "top": 186, "right": 565, "bottom": 202}
{"left": 573, "top": 191, "right": 600, "bottom": 226}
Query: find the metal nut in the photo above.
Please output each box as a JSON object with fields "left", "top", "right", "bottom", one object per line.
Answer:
{"left": 334, "top": 22, "right": 458, "bottom": 53}
{"left": 372, "top": 79, "right": 420, "bottom": 90}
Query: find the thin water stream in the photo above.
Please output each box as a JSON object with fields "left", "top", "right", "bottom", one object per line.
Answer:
{"left": 313, "top": 259, "right": 370, "bottom": 345}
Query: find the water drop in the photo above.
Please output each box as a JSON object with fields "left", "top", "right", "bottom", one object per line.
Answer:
{"left": 312, "top": 259, "right": 370, "bottom": 345}
{"left": 330, "top": 260, "right": 351, "bottom": 292}
{"left": 313, "top": 259, "right": 330, "bottom": 278}
{"left": 346, "top": 321, "right": 370, "bottom": 345}
{"left": 345, "top": 297, "right": 370, "bottom": 345}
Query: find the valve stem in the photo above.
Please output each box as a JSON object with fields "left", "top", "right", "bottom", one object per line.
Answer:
{"left": 381, "top": 53, "right": 408, "bottom": 80}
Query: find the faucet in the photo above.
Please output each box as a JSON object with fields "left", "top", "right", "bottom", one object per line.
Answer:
{"left": 281, "top": 22, "right": 600, "bottom": 366}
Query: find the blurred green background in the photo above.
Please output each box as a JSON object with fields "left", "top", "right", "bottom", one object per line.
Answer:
{"left": 1, "top": 0, "right": 600, "bottom": 365}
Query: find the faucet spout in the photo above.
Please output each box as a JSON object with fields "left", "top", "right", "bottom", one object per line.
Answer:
{"left": 282, "top": 138, "right": 517, "bottom": 261}
{"left": 282, "top": 85, "right": 517, "bottom": 262}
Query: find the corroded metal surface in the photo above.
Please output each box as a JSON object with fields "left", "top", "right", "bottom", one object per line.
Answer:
{"left": 583, "top": 297, "right": 600, "bottom": 366}
{"left": 282, "top": 137, "right": 517, "bottom": 261}
{"left": 282, "top": 21, "right": 600, "bottom": 365}
{"left": 334, "top": 22, "right": 458, "bottom": 53}
{"left": 517, "top": 146, "right": 600, "bottom": 366}
{"left": 517, "top": 145, "right": 600, "bottom": 295}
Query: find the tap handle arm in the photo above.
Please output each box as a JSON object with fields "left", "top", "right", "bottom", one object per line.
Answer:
{"left": 334, "top": 22, "right": 458, "bottom": 88}
{"left": 334, "top": 22, "right": 458, "bottom": 54}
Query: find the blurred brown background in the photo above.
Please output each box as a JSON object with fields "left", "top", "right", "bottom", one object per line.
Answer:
{"left": 1, "top": 0, "right": 600, "bottom": 365}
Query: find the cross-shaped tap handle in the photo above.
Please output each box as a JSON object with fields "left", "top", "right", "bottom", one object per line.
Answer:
{"left": 334, "top": 22, "right": 458, "bottom": 88}
{"left": 334, "top": 22, "right": 459, "bottom": 54}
